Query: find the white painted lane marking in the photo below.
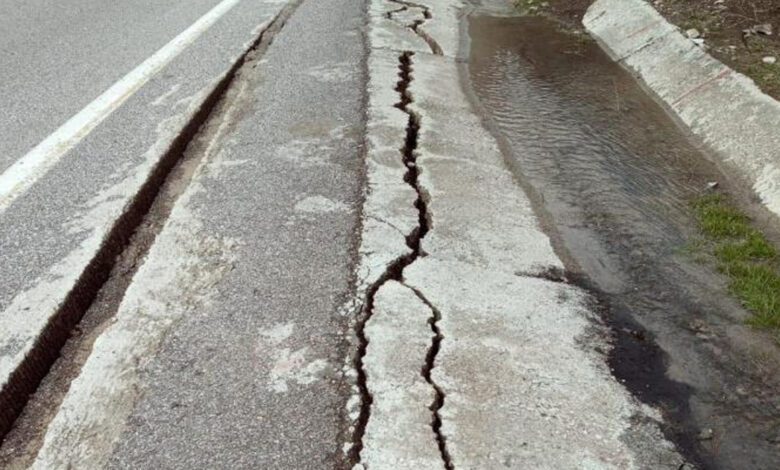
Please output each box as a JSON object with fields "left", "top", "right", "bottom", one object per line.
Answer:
{"left": 0, "top": 0, "right": 244, "bottom": 212}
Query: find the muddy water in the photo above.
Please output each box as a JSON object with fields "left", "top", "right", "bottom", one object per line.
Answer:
{"left": 466, "top": 15, "right": 779, "bottom": 470}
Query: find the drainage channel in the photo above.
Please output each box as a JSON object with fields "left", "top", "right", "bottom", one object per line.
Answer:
{"left": 0, "top": 3, "right": 300, "bottom": 463}
{"left": 465, "top": 13, "right": 780, "bottom": 470}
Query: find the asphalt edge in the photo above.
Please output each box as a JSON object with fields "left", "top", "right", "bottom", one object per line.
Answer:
{"left": 0, "top": 6, "right": 292, "bottom": 444}
{"left": 584, "top": 0, "right": 780, "bottom": 220}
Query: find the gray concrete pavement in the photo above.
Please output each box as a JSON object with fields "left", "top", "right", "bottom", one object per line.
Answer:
{"left": 20, "top": 0, "right": 366, "bottom": 467}
{"left": 349, "top": 1, "right": 687, "bottom": 468}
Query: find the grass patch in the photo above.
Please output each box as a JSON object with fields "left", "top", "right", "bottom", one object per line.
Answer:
{"left": 513, "top": 0, "right": 548, "bottom": 14}
{"left": 690, "top": 193, "right": 780, "bottom": 333}
{"left": 745, "top": 61, "right": 780, "bottom": 92}
{"left": 691, "top": 193, "right": 752, "bottom": 238}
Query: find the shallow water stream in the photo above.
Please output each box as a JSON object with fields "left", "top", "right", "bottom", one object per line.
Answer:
{"left": 465, "top": 14, "right": 779, "bottom": 469}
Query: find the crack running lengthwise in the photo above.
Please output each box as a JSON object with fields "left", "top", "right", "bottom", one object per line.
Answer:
{"left": 350, "top": 50, "right": 451, "bottom": 469}
{"left": 408, "top": 285, "right": 454, "bottom": 470}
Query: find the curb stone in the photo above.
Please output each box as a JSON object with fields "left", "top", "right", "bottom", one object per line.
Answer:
{"left": 584, "top": 0, "right": 780, "bottom": 219}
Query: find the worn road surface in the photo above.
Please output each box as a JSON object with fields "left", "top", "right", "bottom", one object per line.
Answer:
{"left": 1, "top": 0, "right": 777, "bottom": 469}
{"left": 0, "top": 0, "right": 240, "bottom": 174}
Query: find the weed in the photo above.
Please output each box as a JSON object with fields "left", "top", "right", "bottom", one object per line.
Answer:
{"left": 513, "top": 0, "right": 548, "bottom": 14}
{"left": 690, "top": 193, "right": 779, "bottom": 332}
{"left": 714, "top": 233, "right": 776, "bottom": 263}
{"left": 691, "top": 194, "right": 752, "bottom": 238}
{"left": 746, "top": 61, "right": 779, "bottom": 91}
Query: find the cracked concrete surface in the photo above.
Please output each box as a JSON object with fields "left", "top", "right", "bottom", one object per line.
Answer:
{"left": 361, "top": 281, "right": 441, "bottom": 468}
{"left": 0, "top": 0, "right": 732, "bottom": 468}
{"left": 351, "top": 1, "right": 690, "bottom": 468}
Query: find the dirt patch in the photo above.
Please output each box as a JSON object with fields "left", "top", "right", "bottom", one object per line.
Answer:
{"left": 535, "top": 0, "right": 780, "bottom": 100}
{"left": 655, "top": 0, "right": 780, "bottom": 100}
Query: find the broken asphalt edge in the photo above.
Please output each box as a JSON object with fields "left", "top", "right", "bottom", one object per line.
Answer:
{"left": 0, "top": 1, "right": 295, "bottom": 446}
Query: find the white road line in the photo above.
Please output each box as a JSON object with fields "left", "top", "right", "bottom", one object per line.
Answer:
{"left": 0, "top": 0, "right": 244, "bottom": 212}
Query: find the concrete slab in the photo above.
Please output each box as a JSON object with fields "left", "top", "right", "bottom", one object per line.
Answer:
{"left": 410, "top": 52, "right": 562, "bottom": 274}
{"left": 357, "top": 48, "right": 420, "bottom": 294}
{"left": 405, "top": 258, "right": 683, "bottom": 469}
{"left": 355, "top": 1, "right": 687, "bottom": 468}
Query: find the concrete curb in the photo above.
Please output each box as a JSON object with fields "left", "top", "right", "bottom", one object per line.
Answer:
{"left": 584, "top": 0, "right": 780, "bottom": 218}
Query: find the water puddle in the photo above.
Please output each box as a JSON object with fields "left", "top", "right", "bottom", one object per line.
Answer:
{"left": 465, "top": 14, "right": 779, "bottom": 469}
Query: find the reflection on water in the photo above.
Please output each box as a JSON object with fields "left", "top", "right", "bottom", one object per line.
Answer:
{"left": 467, "top": 14, "right": 779, "bottom": 470}
{"left": 469, "top": 16, "right": 720, "bottom": 293}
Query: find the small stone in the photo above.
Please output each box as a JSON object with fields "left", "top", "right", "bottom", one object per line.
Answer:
{"left": 686, "top": 28, "right": 701, "bottom": 39}
{"left": 688, "top": 319, "right": 709, "bottom": 334}
{"left": 699, "top": 428, "right": 714, "bottom": 440}
{"left": 745, "top": 24, "right": 773, "bottom": 38}
{"left": 762, "top": 56, "right": 777, "bottom": 65}
{"left": 692, "top": 38, "right": 706, "bottom": 48}
{"left": 755, "top": 23, "right": 773, "bottom": 36}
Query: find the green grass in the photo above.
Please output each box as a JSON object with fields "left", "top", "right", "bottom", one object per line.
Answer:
{"left": 690, "top": 194, "right": 780, "bottom": 332}
{"left": 745, "top": 62, "right": 780, "bottom": 92}
{"left": 513, "top": 0, "right": 547, "bottom": 13}
{"left": 679, "top": 9, "right": 720, "bottom": 35}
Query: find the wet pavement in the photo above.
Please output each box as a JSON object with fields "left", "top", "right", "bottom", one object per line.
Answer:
{"left": 466, "top": 14, "right": 780, "bottom": 470}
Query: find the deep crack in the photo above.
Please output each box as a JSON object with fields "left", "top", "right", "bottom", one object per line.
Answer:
{"left": 385, "top": 5, "right": 408, "bottom": 19}
{"left": 351, "top": 50, "right": 452, "bottom": 468}
{"left": 408, "top": 285, "right": 454, "bottom": 470}
{"left": 387, "top": 0, "right": 443, "bottom": 55}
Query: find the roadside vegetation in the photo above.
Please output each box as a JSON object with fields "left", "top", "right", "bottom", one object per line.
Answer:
{"left": 690, "top": 193, "right": 779, "bottom": 335}
{"left": 512, "top": 0, "right": 547, "bottom": 14}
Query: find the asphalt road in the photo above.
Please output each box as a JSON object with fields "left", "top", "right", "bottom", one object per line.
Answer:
{"left": 0, "top": 0, "right": 295, "bottom": 444}
{"left": 104, "top": 0, "right": 366, "bottom": 466}
{"left": 9, "top": 0, "right": 367, "bottom": 467}
{"left": 0, "top": 0, "right": 228, "bottom": 174}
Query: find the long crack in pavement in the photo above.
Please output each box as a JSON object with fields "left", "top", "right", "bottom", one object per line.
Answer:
{"left": 0, "top": 0, "right": 302, "bottom": 442}
{"left": 0, "top": 1, "right": 302, "bottom": 464}
{"left": 351, "top": 0, "right": 695, "bottom": 468}
{"left": 408, "top": 286, "right": 454, "bottom": 470}
{"left": 350, "top": 48, "right": 452, "bottom": 468}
